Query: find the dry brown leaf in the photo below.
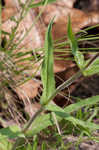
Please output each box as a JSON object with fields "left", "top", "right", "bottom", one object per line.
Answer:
{"left": 2, "top": 0, "right": 99, "bottom": 101}
{"left": 1, "top": 0, "right": 44, "bottom": 100}
{"left": 15, "top": 79, "right": 40, "bottom": 100}
{"left": 38, "top": 2, "right": 99, "bottom": 73}
{"left": 2, "top": 0, "right": 99, "bottom": 76}
{"left": 2, "top": 0, "right": 18, "bottom": 22}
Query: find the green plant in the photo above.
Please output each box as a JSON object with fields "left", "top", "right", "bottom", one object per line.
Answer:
{"left": 0, "top": 0, "right": 99, "bottom": 150}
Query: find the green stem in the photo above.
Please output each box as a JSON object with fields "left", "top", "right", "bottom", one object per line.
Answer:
{"left": 22, "top": 107, "right": 44, "bottom": 133}
{"left": 22, "top": 53, "right": 99, "bottom": 134}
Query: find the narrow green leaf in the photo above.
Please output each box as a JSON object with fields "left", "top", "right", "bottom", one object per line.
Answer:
{"left": 45, "top": 104, "right": 99, "bottom": 130}
{"left": 27, "top": 143, "right": 33, "bottom": 150}
{"left": 26, "top": 95, "right": 99, "bottom": 136}
{"left": 1, "top": 30, "right": 10, "bottom": 35}
{"left": 74, "top": 50, "right": 85, "bottom": 70}
{"left": 0, "top": 125, "right": 24, "bottom": 140}
{"left": 26, "top": 113, "right": 55, "bottom": 136}
{"left": 67, "top": 16, "right": 78, "bottom": 55}
{"left": 67, "top": 16, "right": 85, "bottom": 70}
{"left": 41, "top": 18, "right": 55, "bottom": 105}
{"left": 33, "top": 136, "right": 38, "bottom": 150}
{"left": 30, "top": 0, "right": 56, "bottom": 8}
{"left": 64, "top": 95, "right": 99, "bottom": 113}
{"left": 26, "top": 107, "right": 99, "bottom": 137}
{"left": 84, "top": 57, "right": 99, "bottom": 76}
{"left": 41, "top": 142, "right": 46, "bottom": 150}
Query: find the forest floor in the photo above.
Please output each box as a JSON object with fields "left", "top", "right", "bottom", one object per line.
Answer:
{"left": 0, "top": 0, "right": 99, "bottom": 150}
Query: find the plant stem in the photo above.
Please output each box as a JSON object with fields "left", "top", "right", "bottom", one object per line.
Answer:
{"left": 11, "top": 52, "right": 98, "bottom": 150}
{"left": 22, "top": 106, "right": 44, "bottom": 133}
{"left": 21, "top": 53, "right": 99, "bottom": 134}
